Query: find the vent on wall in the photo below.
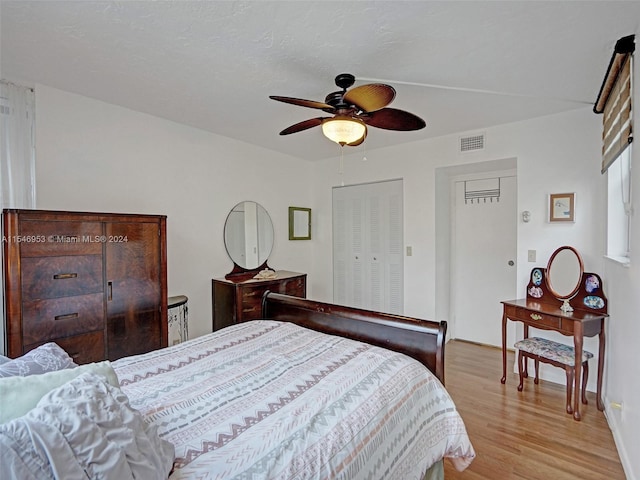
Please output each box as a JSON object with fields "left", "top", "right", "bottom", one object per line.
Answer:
{"left": 459, "top": 133, "right": 485, "bottom": 153}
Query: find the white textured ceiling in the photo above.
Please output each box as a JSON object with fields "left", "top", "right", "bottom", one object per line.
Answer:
{"left": 2, "top": 1, "right": 639, "bottom": 160}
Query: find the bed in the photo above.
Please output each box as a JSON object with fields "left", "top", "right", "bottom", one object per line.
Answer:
{"left": 0, "top": 292, "right": 475, "bottom": 479}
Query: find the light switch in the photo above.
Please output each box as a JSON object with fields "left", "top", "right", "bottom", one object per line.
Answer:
{"left": 406, "top": 246, "right": 413, "bottom": 256}
{"left": 528, "top": 250, "right": 536, "bottom": 262}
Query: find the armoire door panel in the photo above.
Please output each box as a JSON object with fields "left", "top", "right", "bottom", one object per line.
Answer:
{"left": 107, "top": 307, "right": 161, "bottom": 359}
{"left": 105, "top": 222, "right": 162, "bottom": 360}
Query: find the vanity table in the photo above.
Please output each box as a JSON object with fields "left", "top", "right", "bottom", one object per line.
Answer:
{"left": 212, "top": 201, "right": 307, "bottom": 331}
{"left": 501, "top": 246, "right": 609, "bottom": 421}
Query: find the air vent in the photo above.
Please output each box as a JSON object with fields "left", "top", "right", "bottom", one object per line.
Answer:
{"left": 459, "top": 133, "right": 485, "bottom": 153}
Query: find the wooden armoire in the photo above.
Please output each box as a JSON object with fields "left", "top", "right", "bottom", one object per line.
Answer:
{"left": 2, "top": 209, "right": 168, "bottom": 363}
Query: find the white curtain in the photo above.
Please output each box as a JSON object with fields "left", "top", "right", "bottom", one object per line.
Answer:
{"left": 0, "top": 80, "right": 36, "bottom": 355}
{"left": 1, "top": 81, "right": 36, "bottom": 209}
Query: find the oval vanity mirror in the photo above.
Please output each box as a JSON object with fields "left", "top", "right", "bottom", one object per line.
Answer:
{"left": 545, "top": 246, "right": 584, "bottom": 311}
{"left": 224, "top": 201, "right": 274, "bottom": 276}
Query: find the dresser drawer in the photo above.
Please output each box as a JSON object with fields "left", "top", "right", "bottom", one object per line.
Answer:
{"left": 278, "top": 276, "right": 306, "bottom": 296}
{"left": 241, "top": 299, "right": 262, "bottom": 318}
{"left": 24, "top": 331, "right": 105, "bottom": 365}
{"left": 241, "top": 284, "right": 267, "bottom": 302}
{"left": 512, "top": 306, "right": 561, "bottom": 329}
{"left": 22, "top": 293, "right": 104, "bottom": 344}
{"left": 240, "top": 284, "right": 268, "bottom": 319}
{"left": 239, "top": 277, "right": 306, "bottom": 319}
{"left": 19, "top": 220, "right": 103, "bottom": 256}
{"left": 22, "top": 255, "right": 103, "bottom": 300}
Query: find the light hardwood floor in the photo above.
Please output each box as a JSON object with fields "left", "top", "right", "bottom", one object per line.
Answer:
{"left": 442, "top": 340, "right": 625, "bottom": 479}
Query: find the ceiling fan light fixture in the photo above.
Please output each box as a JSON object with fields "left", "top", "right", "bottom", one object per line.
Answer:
{"left": 321, "top": 117, "right": 366, "bottom": 146}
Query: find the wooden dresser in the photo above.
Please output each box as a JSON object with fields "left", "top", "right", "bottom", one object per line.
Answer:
{"left": 212, "top": 271, "right": 306, "bottom": 331}
{"left": 2, "top": 209, "right": 168, "bottom": 363}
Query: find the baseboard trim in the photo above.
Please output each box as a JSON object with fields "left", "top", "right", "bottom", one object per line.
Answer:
{"left": 604, "top": 397, "right": 635, "bottom": 480}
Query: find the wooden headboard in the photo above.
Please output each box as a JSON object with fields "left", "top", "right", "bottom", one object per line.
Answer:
{"left": 261, "top": 292, "right": 447, "bottom": 385}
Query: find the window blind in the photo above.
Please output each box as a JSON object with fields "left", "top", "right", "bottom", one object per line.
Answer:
{"left": 593, "top": 35, "right": 634, "bottom": 174}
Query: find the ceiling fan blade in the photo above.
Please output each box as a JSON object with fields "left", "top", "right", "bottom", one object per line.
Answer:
{"left": 270, "top": 96, "right": 335, "bottom": 111}
{"left": 363, "top": 108, "right": 426, "bottom": 131}
{"left": 343, "top": 84, "right": 396, "bottom": 112}
{"left": 279, "top": 117, "right": 328, "bottom": 135}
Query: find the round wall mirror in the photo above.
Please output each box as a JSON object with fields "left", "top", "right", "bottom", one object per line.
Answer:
{"left": 223, "top": 201, "right": 274, "bottom": 273}
{"left": 545, "top": 246, "right": 584, "bottom": 300}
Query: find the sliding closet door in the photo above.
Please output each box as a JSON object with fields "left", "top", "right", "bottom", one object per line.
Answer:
{"left": 333, "top": 179, "right": 403, "bottom": 314}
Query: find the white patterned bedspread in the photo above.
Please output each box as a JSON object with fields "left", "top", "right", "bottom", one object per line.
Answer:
{"left": 113, "top": 320, "right": 475, "bottom": 479}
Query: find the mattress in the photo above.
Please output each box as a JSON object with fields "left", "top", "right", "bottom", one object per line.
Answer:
{"left": 113, "top": 320, "right": 475, "bottom": 479}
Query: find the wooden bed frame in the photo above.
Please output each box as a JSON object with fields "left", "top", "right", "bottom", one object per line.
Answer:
{"left": 261, "top": 292, "right": 448, "bottom": 385}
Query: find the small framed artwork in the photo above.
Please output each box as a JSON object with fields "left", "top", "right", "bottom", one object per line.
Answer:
{"left": 288, "top": 207, "right": 311, "bottom": 240}
{"left": 549, "top": 193, "right": 575, "bottom": 222}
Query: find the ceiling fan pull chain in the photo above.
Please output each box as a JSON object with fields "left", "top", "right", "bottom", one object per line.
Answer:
{"left": 338, "top": 146, "right": 345, "bottom": 186}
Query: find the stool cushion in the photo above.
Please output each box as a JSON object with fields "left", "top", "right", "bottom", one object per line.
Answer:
{"left": 515, "top": 337, "right": 593, "bottom": 365}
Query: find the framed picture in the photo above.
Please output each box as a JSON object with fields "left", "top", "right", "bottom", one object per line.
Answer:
{"left": 549, "top": 193, "right": 575, "bottom": 222}
{"left": 288, "top": 207, "right": 311, "bottom": 240}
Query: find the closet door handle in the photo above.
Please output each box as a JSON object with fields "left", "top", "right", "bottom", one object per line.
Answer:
{"left": 108, "top": 281, "right": 113, "bottom": 301}
{"left": 53, "top": 273, "right": 78, "bottom": 280}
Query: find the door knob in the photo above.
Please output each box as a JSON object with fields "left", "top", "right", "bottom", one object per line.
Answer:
{"left": 508, "top": 260, "right": 515, "bottom": 266}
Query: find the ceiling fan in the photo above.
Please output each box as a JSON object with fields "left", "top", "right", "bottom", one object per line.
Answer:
{"left": 270, "top": 73, "right": 426, "bottom": 147}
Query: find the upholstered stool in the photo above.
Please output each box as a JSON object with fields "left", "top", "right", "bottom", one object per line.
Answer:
{"left": 514, "top": 337, "right": 593, "bottom": 415}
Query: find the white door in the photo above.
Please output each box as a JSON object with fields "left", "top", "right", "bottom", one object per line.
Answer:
{"left": 452, "top": 173, "right": 517, "bottom": 347}
{"left": 333, "top": 179, "right": 403, "bottom": 314}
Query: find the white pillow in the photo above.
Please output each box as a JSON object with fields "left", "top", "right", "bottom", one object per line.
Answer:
{"left": 0, "top": 342, "right": 77, "bottom": 378}
{"left": 0, "top": 372, "right": 175, "bottom": 479}
{"left": 0, "top": 361, "right": 119, "bottom": 424}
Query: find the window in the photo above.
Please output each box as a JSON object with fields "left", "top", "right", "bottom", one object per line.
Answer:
{"left": 606, "top": 146, "right": 631, "bottom": 262}
{"left": 0, "top": 81, "right": 36, "bottom": 209}
{"left": 594, "top": 35, "right": 634, "bottom": 264}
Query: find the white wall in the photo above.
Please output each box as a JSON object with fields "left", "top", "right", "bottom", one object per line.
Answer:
{"left": 34, "top": 85, "right": 315, "bottom": 339}
{"left": 31, "top": 84, "right": 639, "bottom": 479}
{"left": 598, "top": 56, "right": 640, "bottom": 480}
{"left": 310, "top": 106, "right": 638, "bottom": 478}
{"left": 310, "top": 108, "right": 605, "bottom": 319}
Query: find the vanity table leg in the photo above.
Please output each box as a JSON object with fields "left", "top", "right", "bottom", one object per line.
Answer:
{"left": 523, "top": 325, "right": 530, "bottom": 378}
{"left": 573, "top": 323, "right": 584, "bottom": 421}
{"left": 597, "top": 320, "right": 606, "bottom": 411}
{"left": 501, "top": 310, "right": 507, "bottom": 384}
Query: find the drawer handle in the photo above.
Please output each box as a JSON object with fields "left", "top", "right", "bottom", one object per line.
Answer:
{"left": 54, "top": 312, "right": 79, "bottom": 321}
{"left": 53, "top": 273, "right": 78, "bottom": 280}
{"left": 530, "top": 313, "right": 543, "bottom": 321}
